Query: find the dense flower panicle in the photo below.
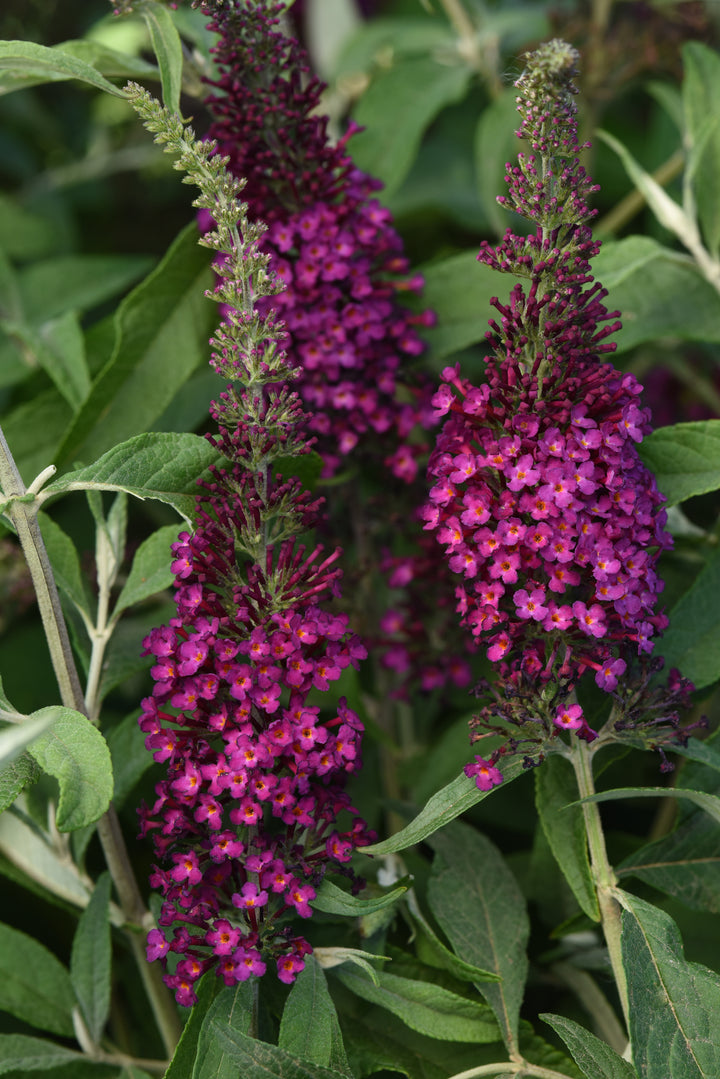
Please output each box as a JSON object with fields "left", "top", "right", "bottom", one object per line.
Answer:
{"left": 127, "top": 83, "right": 374, "bottom": 1005}
{"left": 424, "top": 41, "right": 677, "bottom": 780}
{"left": 202, "top": 0, "right": 435, "bottom": 479}
{"left": 139, "top": 471, "right": 374, "bottom": 1005}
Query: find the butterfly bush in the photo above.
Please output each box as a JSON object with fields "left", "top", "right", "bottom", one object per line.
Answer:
{"left": 201, "top": 0, "right": 435, "bottom": 481}
{"left": 422, "top": 40, "right": 694, "bottom": 785}
{"left": 126, "top": 84, "right": 374, "bottom": 1006}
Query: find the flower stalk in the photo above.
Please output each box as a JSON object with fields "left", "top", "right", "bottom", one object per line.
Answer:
{"left": 569, "top": 738, "right": 630, "bottom": 1038}
{"left": 0, "top": 428, "right": 86, "bottom": 712}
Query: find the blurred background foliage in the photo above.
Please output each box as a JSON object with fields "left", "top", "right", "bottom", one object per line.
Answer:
{"left": 2, "top": 2, "right": 720, "bottom": 1066}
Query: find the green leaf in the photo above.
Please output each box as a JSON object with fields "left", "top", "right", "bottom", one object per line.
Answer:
{"left": 33, "top": 312, "right": 89, "bottom": 412}
{"left": 638, "top": 421, "right": 720, "bottom": 506}
{"left": 313, "top": 947, "right": 386, "bottom": 984}
{"left": 339, "top": 1007, "right": 485, "bottom": 1079}
{"left": 106, "top": 711, "right": 154, "bottom": 808}
{"left": 350, "top": 57, "right": 472, "bottom": 196}
{"left": 673, "top": 736, "right": 720, "bottom": 773}
{"left": 311, "top": 877, "right": 407, "bottom": 916}
{"left": 592, "top": 238, "right": 720, "bottom": 354}
{"left": 620, "top": 890, "right": 720, "bottom": 1078}
{"left": 0, "top": 40, "right": 128, "bottom": 97}
{"left": 141, "top": 1, "right": 184, "bottom": 115}
{"left": 38, "top": 513, "right": 94, "bottom": 619}
{"left": 363, "top": 753, "right": 526, "bottom": 856}
{"left": 55, "top": 224, "right": 214, "bottom": 470}
{"left": 332, "top": 965, "right": 499, "bottom": 1043}
{"left": 0, "top": 195, "right": 59, "bottom": 261}
{"left": 0, "top": 387, "right": 73, "bottom": 488}
{"left": 0, "top": 249, "right": 24, "bottom": 324}
{"left": 577, "top": 786, "right": 720, "bottom": 826}
{"left": 334, "top": 17, "right": 454, "bottom": 79}
{"left": 647, "top": 79, "right": 684, "bottom": 134}
{"left": 426, "top": 821, "right": 529, "bottom": 1052}
{"left": 70, "top": 873, "right": 112, "bottom": 1044}
{"left": 41, "top": 432, "right": 220, "bottom": 524}
{"left": 18, "top": 255, "right": 152, "bottom": 324}
{"left": 104, "top": 491, "right": 128, "bottom": 582}
{"left": 597, "top": 130, "right": 691, "bottom": 241}
{"left": 279, "top": 956, "right": 351, "bottom": 1076}
{"left": 0, "top": 810, "right": 93, "bottom": 909}
{"left": 112, "top": 523, "right": 177, "bottom": 618}
{"left": 0, "top": 753, "right": 40, "bottom": 814}
{"left": 541, "top": 1014, "right": 636, "bottom": 1079}
{"left": 26, "top": 707, "right": 113, "bottom": 831}
{"left": 0, "top": 923, "right": 75, "bottom": 1037}
{"left": 536, "top": 755, "right": 600, "bottom": 922}
{"left": 405, "top": 888, "right": 500, "bottom": 985}
{"left": 192, "top": 981, "right": 257, "bottom": 1079}
{"left": 207, "top": 1023, "right": 349, "bottom": 1079}
{"left": 682, "top": 42, "right": 720, "bottom": 258}
{"left": 617, "top": 810, "right": 720, "bottom": 914}
{"left": 52, "top": 38, "right": 159, "bottom": 81}
{"left": 164, "top": 971, "right": 221, "bottom": 1079}
{"left": 0, "top": 1036, "right": 88, "bottom": 1074}
{"left": 0, "top": 714, "right": 57, "bottom": 773}
{"left": 0, "top": 677, "right": 14, "bottom": 712}
{"left": 406, "top": 250, "right": 516, "bottom": 363}
{"left": 657, "top": 544, "right": 720, "bottom": 689}
{"left": 68, "top": 702, "right": 134, "bottom": 866}
{"left": 273, "top": 451, "right": 324, "bottom": 493}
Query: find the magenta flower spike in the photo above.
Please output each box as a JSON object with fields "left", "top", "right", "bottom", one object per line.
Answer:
{"left": 423, "top": 41, "right": 693, "bottom": 782}
{"left": 200, "top": 0, "right": 435, "bottom": 481}
{"left": 126, "top": 84, "right": 374, "bottom": 1006}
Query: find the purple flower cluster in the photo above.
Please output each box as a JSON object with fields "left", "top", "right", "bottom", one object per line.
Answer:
{"left": 139, "top": 458, "right": 374, "bottom": 1005}
{"left": 424, "top": 362, "right": 670, "bottom": 722}
{"left": 201, "top": 0, "right": 435, "bottom": 479}
{"left": 423, "top": 41, "right": 674, "bottom": 778}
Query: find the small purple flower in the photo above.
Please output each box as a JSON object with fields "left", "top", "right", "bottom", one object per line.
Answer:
{"left": 554, "top": 704, "right": 585, "bottom": 731}
{"left": 464, "top": 756, "right": 504, "bottom": 792}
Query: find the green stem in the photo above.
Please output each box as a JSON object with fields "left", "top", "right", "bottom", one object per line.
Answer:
{"left": 568, "top": 737, "right": 630, "bottom": 1036}
{"left": 84, "top": 535, "right": 115, "bottom": 723}
{"left": 437, "top": 0, "right": 502, "bottom": 95}
{"left": 249, "top": 978, "right": 260, "bottom": 1039}
{"left": 0, "top": 425, "right": 183, "bottom": 1056}
{"left": 90, "top": 1048, "right": 168, "bottom": 1075}
{"left": 551, "top": 961, "right": 627, "bottom": 1055}
{"left": 0, "top": 429, "right": 87, "bottom": 712}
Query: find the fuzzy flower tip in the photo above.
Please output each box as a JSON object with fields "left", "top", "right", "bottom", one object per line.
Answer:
{"left": 201, "top": 0, "right": 435, "bottom": 481}
{"left": 424, "top": 41, "right": 683, "bottom": 785}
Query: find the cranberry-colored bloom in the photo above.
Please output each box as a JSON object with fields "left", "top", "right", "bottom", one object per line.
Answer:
{"left": 464, "top": 756, "right": 504, "bottom": 791}
{"left": 201, "top": 0, "right": 435, "bottom": 481}
{"left": 137, "top": 86, "right": 378, "bottom": 1003}
{"left": 425, "top": 41, "right": 676, "bottom": 783}
{"left": 139, "top": 491, "right": 375, "bottom": 1002}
